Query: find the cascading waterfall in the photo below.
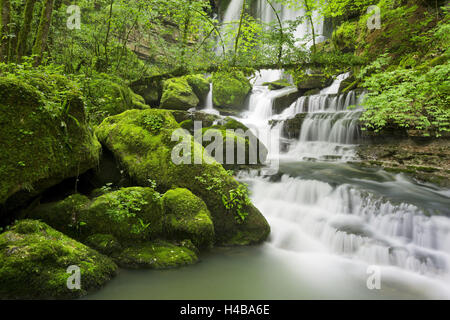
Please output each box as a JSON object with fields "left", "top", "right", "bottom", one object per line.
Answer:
{"left": 204, "top": 1, "right": 450, "bottom": 300}
{"left": 222, "top": 0, "right": 326, "bottom": 51}
{"left": 223, "top": 0, "right": 245, "bottom": 24}
{"left": 239, "top": 85, "right": 298, "bottom": 156}
{"left": 243, "top": 173, "right": 450, "bottom": 279}
{"left": 255, "top": 0, "right": 325, "bottom": 46}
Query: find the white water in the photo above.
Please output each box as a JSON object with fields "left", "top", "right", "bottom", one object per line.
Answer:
{"left": 231, "top": 71, "right": 450, "bottom": 299}
{"left": 87, "top": 1, "right": 450, "bottom": 300}
{"left": 223, "top": 0, "right": 245, "bottom": 24}
{"left": 222, "top": 0, "right": 326, "bottom": 50}
{"left": 203, "top": 83, "right": 220, "bottom": 115}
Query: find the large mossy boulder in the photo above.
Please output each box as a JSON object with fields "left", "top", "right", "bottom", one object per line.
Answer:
{"left": 212, "top": 71, "right": 252, "bottom": 112}
{"left": 162, "top": 188, "right": 214, "bottom": 248}
{"left": 85, "top": 73, "right": 149, "bottom": 125}
{"left": 131, "top": 79, "right": 163, "bottom": 107}
{"left": 160, "top": 77, "right": 200, "bottom": 110}
{"left": 170, "top": 110, "right": 221, "bottom": 135}
{"left": 196, "top": 119, "right": 268, "bottom": 169}
{"left": 0, "top": 76, "right": 101, "bottom": 213}
{"left": 28, "top": 188, "right": 164, "bottom": 242}
{"left": 27, "top": 187, "right": 207, "bottom": 269}
{"left": 0, "top": 220, "right": 117, "bottom": 299}
{"left": 95, "top": 109, "right": 270, "bottom": 245}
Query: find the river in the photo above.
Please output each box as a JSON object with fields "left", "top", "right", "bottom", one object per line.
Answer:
{"left": 87, "top": 71, "right": 450, "bottom": 300}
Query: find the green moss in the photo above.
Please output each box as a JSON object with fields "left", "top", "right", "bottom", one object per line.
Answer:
{"left": 198, "top": 120, "right": 268, "bottom": 168}
{"left": 212, "top": 70, "right": 252, "bottom": 110}
{"left": 26, "top": 194, "right": 90, "bottom": 238}
{"left": 0, "top": 75, "right": 101, "bottom": 210}
{"left": 84, "top": 73, "right": 149, "bottom": 125}
{"left": 180, "top": 119, "right": 194, "bottom": 131}
{"left": 185, "top": 74, "right": 210, "bottom": 100}
{"left": 114, "top": 240, "right": 197, "bottom": 269}
{"left": 262, "top": 79, "right": 292, "bottom": 90}
{"left": 333, "top": 21, "right": 358, "bottom": 53}
{"left": 95, "top": 109, "right": 270, "bottom": 245}
{"left": 294, "top": 72, "right": 332, "bottom": 90}
{"left": 160, "top": 77, "right": 199, "bottom": 110}
{"left": 28, "top": 187, "right": 164, "bottom": 242}
{"left": 83, "top": 187, "right": 163, "bottom": 241}
{"left": 162, "top": 188, "right": 214, "bottom": 248}
{"left": 85, "top": 234, "right": 122, "bottom": 256}
{"left": 222, "top": 117, "right": 250, "bottom": 131}
{"left": 0, "top": 220, "right": 117, "bottom": 299}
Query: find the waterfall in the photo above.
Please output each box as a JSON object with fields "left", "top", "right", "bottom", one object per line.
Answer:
{"left": 222, "top": 0, "right": 326, "bottom": 49}
{"left": 266, "top": 72, "right": 364, "bottom": 162}
{"left": 203, "top": 83, "right": 220, "bottom": 115}
{"left": 321, "top": 72, "right": 352, "bottom": 95}
{"left": 255, "top": 0, "right": 325, "bottom": 46}
{"left": 223, "top": 0, "right": 244, "bottom": 24}
{"left": 242, "top": 173, "right": 450, "bottom": 279}
{"left": 239, "top": 85, "right": 298, "bottom": 158}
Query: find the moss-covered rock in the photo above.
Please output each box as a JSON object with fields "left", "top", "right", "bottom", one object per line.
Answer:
{"left": 85, "top": 73, "right": 149, "bottom": 125}
{"left": 212, "top": 70, "right": 252, "bottom": 111}
{"left": 85, "top": 234, "right": 123, "bottom": 256}
{"left": 25, "top": 193, "right": 91, "bottom": 238}
{"left": 131, "top": 79, "right": 163, "bottom": 107}
{"left": 81, "top": 187, "right": 163, "bottom": 241}
{"left": 185, "top": 74, "right": 210, "bottom": 102}
{"left": 0, "top": 76, "right": 101, "bottom": 213}
{"left": 195, "top": 117, "right": 268, "bottom": 168}
{"left": 170, "top": 110, "right": 221, "bottom": 134}
{"left": 270, "top": 113, "right": 308, "bottom": 140}
{"left": 160, "top": 77, "right": 199, "bottom": 110}
{"left": 198, "top": 128, "right": 267, "bottom": 169}
{"left": 115, "top": 240, "right": 198, "bottom": 269}
{"left": 295, "top": 73, "right": 333, "bottom": 91}
{"left": 95, "top": 109, "right": 270, "bottom": 245}
{"left": 162, "top": 188, "right": 214, "bottom": 248}
{"left": 333, "top": 21, "right": 358, "bottom": 53}
{"left": 28, "top": 187, "right": 164, "bottom": 242}
{"left": 0, "top": 220, "right": 117, "bottom": 299}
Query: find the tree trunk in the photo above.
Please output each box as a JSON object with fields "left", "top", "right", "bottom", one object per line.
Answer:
{"left": 304, "top": 0, "right": 316, "bottom": 54}
{"left": 181, "top": 0, "right": 192, "bottom": 67}
{"left": 32, "top": 0, "right": 55, "bottom": 66}
{"left": 16, "top": 0, "right": 37, "bottom": 61}
{"left": 0, "top": 0, "right": 11, "bottom": 62}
